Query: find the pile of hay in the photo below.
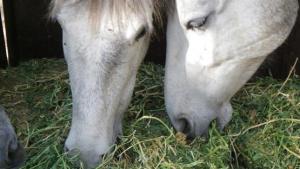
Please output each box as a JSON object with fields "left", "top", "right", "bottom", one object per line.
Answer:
{"left": 0, "top": 59, "right": 299, "bottom": 169}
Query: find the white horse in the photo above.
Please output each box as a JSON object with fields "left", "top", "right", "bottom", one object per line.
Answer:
{"left": 165, "top": 0, "right": 298, "bottom": 138}
{"left": 49, "top": 0, "right": 162, "bottom": 168}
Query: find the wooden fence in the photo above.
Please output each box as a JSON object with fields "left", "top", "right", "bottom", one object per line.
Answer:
{"left": 1, "top": 0, "right": 299, "bottom": 78}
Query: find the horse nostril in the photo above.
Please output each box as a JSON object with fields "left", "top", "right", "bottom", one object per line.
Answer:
{"left": 64, "top": 146, "right": 70, "bottom": 152}
{"left": 177, "top": 118, "right": 193, "bottom": 136}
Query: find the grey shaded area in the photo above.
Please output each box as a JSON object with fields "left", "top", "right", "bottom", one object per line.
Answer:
{"left": 0, "top": 106, "right": 25, "bottom": 169}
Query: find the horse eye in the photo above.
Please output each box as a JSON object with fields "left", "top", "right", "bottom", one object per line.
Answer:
{"left": 186, "top": 17, "right": 208, "bottom": 31}
{"left": 135, "top": 27, "right": 147, "bottom": 41}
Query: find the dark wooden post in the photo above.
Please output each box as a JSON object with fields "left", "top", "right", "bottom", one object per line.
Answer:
{"left": 283, "top": 9, "right": 300, "bottom": 76}
{"left": 7, "top": 0, "right": 63, "bottom": 62}
{"left": 270, "top": 10, "right": 300, "bottom": 78}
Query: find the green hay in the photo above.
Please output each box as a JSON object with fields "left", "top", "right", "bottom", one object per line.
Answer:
{"left": 0, "top": 59, "right": 299, "bottom": 169}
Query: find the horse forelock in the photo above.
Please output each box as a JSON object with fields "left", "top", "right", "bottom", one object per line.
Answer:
{"left": 49, "top": 0, "right": 168, "bottom": 31}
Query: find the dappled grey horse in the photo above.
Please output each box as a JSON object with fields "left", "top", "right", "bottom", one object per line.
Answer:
{"left": 165, "top": 0, "right": 299, "bottom": 138}
{"left": 1, "top": 0, "right": 163, "bottom": 168}
{"left": 0, "top": 107, "right": 24, "bottom": 168}
{"left": 49, "top": 0, "right": 162, "bottom": 168}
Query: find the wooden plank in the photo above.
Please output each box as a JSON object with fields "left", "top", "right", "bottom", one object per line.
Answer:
{"left": 145, "top": 18, "right": 167, "bottom": 65}
{"left": 9, "top": 0, "right": 63, "bottom": 62}
{"left": 3, "top": 0, "right": 300, "bottom": 78}
{"left": 281, "top": 9, "right": 300, "bottom": 76}
{"left": 258, "top": 10, "right": 300, "bottom": 79}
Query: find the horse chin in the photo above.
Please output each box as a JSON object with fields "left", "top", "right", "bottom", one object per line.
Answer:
{"left": 216, "top": 102, "right": 233, "bottom": 131}
{"left": 64, "top": 148, "right": 103, "bottom": 169}
{"left": 64, "top": 119, "right": 122, "bottom": 168}
{"left": 64, "top": 138, "right": 106, "bottom": 169}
